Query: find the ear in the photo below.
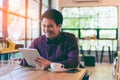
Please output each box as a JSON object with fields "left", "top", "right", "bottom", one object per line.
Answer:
{"left": 58, "top": 24, "right": 62, "bottom": 28}
{"left": 57, "top": 24, "right": 62, "bottom": 31}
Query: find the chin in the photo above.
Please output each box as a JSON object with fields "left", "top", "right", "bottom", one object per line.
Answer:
{"left": 46, "top": 35, "right": 52, "bottom": 38}
{"left": 45, "top": 32, "right": 56, "bottom": 38}
{"left": 45, "top": 34, "right": 56, "bottom": 38}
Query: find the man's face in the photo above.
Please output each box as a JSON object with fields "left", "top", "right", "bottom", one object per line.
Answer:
{"left": 41, "top": 18, "right": 61, "bottom": 38}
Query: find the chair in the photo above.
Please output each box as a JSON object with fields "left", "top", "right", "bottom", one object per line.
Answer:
{"left": 0, "top": 37, "right": 8, "bottom": 49}
{"left": 80, "top": 46, "right": 84, "bottom": 61}
{"left": 0, "top": 37, "right": 9, "bottom": 60}
{"left": 0, "top": 38, "right": 24, "bottom": 60}
{"left": 88, "top": 45, "right": 98, "bottom": 62}
{"left": 100, "top": 46, "right": 112, "bottom": 63}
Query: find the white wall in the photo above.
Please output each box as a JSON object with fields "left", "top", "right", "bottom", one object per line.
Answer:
{"left": 58, "top": 0, "right": 120, "bottom": 8}
{"left": 57, "top": 0, "right": 120, "bottom": 47}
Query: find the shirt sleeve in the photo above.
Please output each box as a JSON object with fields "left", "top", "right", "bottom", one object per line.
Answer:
{"left": 56, "top": 37, "right": 79, "bottom": 68}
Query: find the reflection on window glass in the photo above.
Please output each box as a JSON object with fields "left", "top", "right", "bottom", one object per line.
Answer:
{"left": 28, "top": 0, "right": 39, "bottom": 19}
{"left": 0, "top": 11, "right": 2, "bottom": 36}
{"left": 79, "top": 7, "right": 98, "bottom": 17}
{"left": 62, "top": 8, "right": 80, "bottom": 18}
{"left": 62, "top": 6, "right": 118, "bottom": 51}
{"left": 99, "top": 6, "right": 117, "bottom": 18}
{"left": 32, "top": 21, "right": 39, "bottom": 38}
{"left": 81, "top": 30, "right": 97, "bottom": 39}
{"left": 112, "top": 40, "right": 117, "bottom": 51}
{"left": 0, "top": 0, "right": 2, "bottom": 7}
{"left": 8, "top": 15, "right": 25, "bottom": 41}
{"left": 79, "top": 39, "right": 117, "bottom": 51}
{"left": 42, "top": 6, "right": 49, "bottom": 14}
{"left": 0, "top": 0, "right": 42, "bottom": 49}
{"left": 62, "top": 6, "right": 118, "bottom": 29}
{"left": 27, "top": 19, "right": 39, "bottom": 48}
{"left": 99, "top": 18, "right": 117, "bottom": 28}
{"left": 99, "top": 30, "right": 116, "bottom": 39}
{"left": 98, "top": 6, "right": 117, "bottom": 28}
{"left": 98, "top": 40, "right": 112, "bottom": 51}
{"left": 63, "top": 19, "right": 80, "bottom": 28}
{"left": 27, "top": 19, "right": 39, "bottom": 40}
{"left": 42, "top": 0, "right": 49, "bottom": 14}
{"left": 80, "top": 40, "right": 89, "bottom": 50}
{"left": 42, "top": 0, "right": 49, "bottom": 7}
{"left": 9, "top": 0, "right": 25, "bottom": 15}
{"left": 80, "top": 18, "right": 98, "bottom": 28}
{"left": 79, "top": 40, "right": 98, "bottom": 50}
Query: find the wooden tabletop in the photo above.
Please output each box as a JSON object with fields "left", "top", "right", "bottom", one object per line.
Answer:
{"left": 0, "top": 49, "right": 19, "bottom": 54}
{"left": 0, "top": 65, "right": 87, "bottom": 80}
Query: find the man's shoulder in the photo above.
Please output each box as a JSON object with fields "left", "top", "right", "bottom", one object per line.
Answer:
{"left": 33, "top": 35, "right": 46, "bottom": 42}
{"left": 61, "top": 32, "right": 76, "bottom": 39}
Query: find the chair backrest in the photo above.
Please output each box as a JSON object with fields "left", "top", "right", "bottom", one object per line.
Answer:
{"left": 0, "top": 37, "right": 9, "bottom": 50}
{"left": 0, "top": 37, "right": 24, "bottom": 51}
{"left": 6, "top": 39, "right": 16, "bottom": 50}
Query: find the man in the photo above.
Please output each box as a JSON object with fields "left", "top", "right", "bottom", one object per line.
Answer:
{"left": 21, "top": 9, "right": 79, "bottom": 70}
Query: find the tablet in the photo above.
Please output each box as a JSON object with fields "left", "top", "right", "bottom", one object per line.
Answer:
{"left": 19, "top": 48, "right": 41, "bottom": 67}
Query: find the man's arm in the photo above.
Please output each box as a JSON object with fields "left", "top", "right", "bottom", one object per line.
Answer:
{"left": 56, "top": 37, "right": 79, "bottom": 68}
{"left": 56, "top": 50, "right": 79, "bottom": 68}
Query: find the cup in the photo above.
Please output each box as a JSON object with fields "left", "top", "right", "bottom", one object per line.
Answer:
{"left": 50, "top": 62, "right": 64, "bottom": 71}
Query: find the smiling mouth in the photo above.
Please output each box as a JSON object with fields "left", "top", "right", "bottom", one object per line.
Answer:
{"left": 45, "top": 31, "right": 54, "bottom": 37}
{"left": 46, "top": 31, "right": 53, "bottom": 35}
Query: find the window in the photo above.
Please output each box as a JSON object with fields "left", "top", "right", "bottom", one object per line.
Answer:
{"left": 0, "top": 0, "right": 2, "bottom": 7}
{"left": 99, "top": 30, "right": 117, "bottom": 39}
{"left": 28, "top": 0, "right": 39, "bottom": 19}
{"left": 0, "top": 11, "right": 2, "bottom": 36}
{"left": 0, "top": 0, "right": 41, "bottom": 48}
{"left": 8, "top": 14, "right": 25, "bottom": 41}
{"left": 9, "top": 0, "right": 26, "bottom": 15}
{"left": 62, "top": 6, "right": 118, "bottom": 51}
{"left": 81, "top": 30, "right": 97, "bottom": 39}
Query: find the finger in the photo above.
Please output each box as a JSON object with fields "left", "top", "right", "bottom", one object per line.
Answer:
{"left": 34, "top": 59, "right": 42, "bottom": 64}
{"left": 35, "top": 57, "right": 43, "bottom": 60}
{"left": 34, "top": 61, "right": 43, "bottom": 68}
{"left": 35, "top": 61, "right": 45, "bottom": 70}
{"left": 34, "top": 58, "right": 46, "bottom": 67}
{"left": 40, "top": 58, "right": 47, "bottom": 63}
{"left": 35, "top": 57, "right": 50, "bottom": 64}
{"left": 34, "top": 57, "right": 50, "bottom": 68}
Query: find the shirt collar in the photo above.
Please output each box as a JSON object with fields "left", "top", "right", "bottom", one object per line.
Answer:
{"left": 45, "top": 32, "right": 62, "bottom": 44}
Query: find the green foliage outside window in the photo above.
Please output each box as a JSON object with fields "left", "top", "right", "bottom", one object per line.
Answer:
{"left": 62, "top": 6, "right": 118, "bottom": 51}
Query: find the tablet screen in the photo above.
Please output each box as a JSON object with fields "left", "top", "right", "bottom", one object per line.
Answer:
{"left": 19, "top": 48, "right": 41, "bottom": 66}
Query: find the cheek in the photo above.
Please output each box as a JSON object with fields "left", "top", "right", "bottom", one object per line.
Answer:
{"left": 42, "top": 28, "right": 45, "bottom": 32}
{"left": 42, "top": 27, "right": 49, "bottom": 32}
{"left": 48, "top": 28, "right": 54, "bottom": 32}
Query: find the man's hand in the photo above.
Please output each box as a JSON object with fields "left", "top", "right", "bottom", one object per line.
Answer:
{"left": 34, "top": 57, "right": 51, "bottom": 70}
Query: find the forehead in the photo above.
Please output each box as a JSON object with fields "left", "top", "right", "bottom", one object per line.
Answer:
{"left": 42, "top": 18, "right": 56, "bottom": 24}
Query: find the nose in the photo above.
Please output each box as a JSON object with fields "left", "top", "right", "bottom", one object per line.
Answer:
{"left": 44, "top": 26, "right": 49, "bottom": 32}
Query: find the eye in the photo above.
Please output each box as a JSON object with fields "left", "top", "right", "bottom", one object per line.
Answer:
{"left": 42, "top": 24, "right": 46, "bottom": 28}
{"left": 48, "top": 25, "right": 52, "bottom": 28}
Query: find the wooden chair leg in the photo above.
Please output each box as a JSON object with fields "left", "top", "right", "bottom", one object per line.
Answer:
{"left": 100, "top": 46, "right": 104, "bottom": 63}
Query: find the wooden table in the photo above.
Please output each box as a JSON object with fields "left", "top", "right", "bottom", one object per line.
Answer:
{"left": 0, "top": 49, "right": 19, "bottom": 54}
{"left": 0, "top": 65, "right": 87, "bottom": 80}
{"left": 0, "top": 49, "right": 20, "bottom": 60}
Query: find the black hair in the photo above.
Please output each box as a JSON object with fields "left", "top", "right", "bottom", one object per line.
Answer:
{"left": 41, "top": 9, "right": 63, "bottom": 26}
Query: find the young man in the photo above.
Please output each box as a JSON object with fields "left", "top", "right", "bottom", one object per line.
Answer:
{"left": 21, "top": 9, "right": 79, "bottom": 70}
